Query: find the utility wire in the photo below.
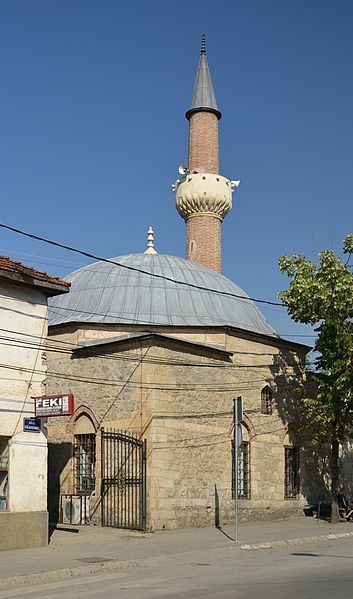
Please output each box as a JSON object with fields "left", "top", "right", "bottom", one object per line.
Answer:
{"left": 0, "top": 326, "right": 272, "bottom": 357}
{"left": 0, "top": 355, "right": 276, "bottom": 387}
{"left": 0, "top": 335, "right": 313, "bottom": 371}
{"left": 0, "top": 361, "right": 274, "bottom": 391}
{"left": 0, "top": 222, "right": 283, "bottom": 306}
{"left": 10, "top": 312, "right": 48, "bottom": 435}
{"left": 2, "top": 291, "right": 315, "bottom": 348}
{"left": 0, "top": 247, "right": 312, "bottom": 322}
{"left": 1, "top": 289, "right": 281, "bottom": 334}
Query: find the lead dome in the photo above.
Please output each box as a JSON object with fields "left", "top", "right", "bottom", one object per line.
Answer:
{"left": 48, "top": 253, "right": 277, "bottom": 337}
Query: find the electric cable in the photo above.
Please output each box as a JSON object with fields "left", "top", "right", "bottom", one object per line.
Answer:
{"left": 0, "top": 222, "right": 283, "bottom": 306}
{"left": 1, "top": 290, "right": 282, "bottom": 337}
{"left": 0, "top": 361, "right": 275, "bottom": 391}
{"left": 0, "top": 335, "right": 314, "bottom": 373}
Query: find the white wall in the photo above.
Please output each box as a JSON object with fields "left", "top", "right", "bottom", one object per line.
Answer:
{"left": 0, "top": 280, "right": 49, "bottom": 512}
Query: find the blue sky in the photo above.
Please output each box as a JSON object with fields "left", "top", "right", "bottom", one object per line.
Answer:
{"left": 1, "top": 0, "right": 352, "bottom": 347}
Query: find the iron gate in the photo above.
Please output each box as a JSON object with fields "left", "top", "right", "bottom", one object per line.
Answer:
{"left": 101, "top": 429, "right": 146, "bottom": 530}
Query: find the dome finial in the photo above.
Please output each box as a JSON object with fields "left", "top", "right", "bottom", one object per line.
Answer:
{"left": 201, "top": 33, "right": 206, "bottom": 54}
{"left": 144, "top": 226, "right": 157, "bottom": 255}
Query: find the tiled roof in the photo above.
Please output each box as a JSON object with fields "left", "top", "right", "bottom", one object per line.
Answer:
{"left": 0, "top": 255, "right": 70, "bottom": 289}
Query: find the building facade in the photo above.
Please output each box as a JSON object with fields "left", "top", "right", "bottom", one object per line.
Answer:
{"left": 0, "top": 256, "right": 69, "bottom": 550}
{"left": 45, "top": 37, "right": 325, "bottom": 531}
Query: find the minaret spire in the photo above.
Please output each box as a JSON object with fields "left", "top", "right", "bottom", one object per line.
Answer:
{"left": 174, "top": 36, "right": 236, "bottom": 273}
{"left": 186, "top": 34, "right": 221, "bottom": 122}
{"left": 201, "top": 32, "right": 206, "bottom": 54}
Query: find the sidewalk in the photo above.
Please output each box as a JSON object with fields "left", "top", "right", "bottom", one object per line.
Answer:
{"left": 1, "top": 517, "right": 353, "bottom": 591}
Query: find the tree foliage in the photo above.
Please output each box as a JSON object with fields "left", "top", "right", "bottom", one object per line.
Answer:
{"left": 279, "top": 235, "right": 353, "bottom": 441}
{"left": 278, "top": 235, "right": 353, "bottom": 520}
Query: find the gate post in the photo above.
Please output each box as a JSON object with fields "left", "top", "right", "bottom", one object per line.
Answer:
{"left": 100, "top": 427, "right": 105, "bottom": 527}
{"left": 141, "top": 439, "right": 147, "bottom": 530}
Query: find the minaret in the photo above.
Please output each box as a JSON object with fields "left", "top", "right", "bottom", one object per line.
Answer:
{"left": 174, "top": 34, "right": 236, "bottom": 272}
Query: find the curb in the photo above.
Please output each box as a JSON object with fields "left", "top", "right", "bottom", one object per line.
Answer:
{"left": 240, "top": 530, "right": 353, "bottom": 551}
{"left": 2, "top": 530, "right": 353, "bottom": 591}
{"left": 0, "top": 558, "right": 144, "bottom": 591}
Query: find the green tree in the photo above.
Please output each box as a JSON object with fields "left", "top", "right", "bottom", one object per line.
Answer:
{"left": 278, "top": 235, "right": 353, "bottom": 523}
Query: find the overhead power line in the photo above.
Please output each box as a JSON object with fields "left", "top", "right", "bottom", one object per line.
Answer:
{"left": 0, "top": 361, "right": 271, "bottom": 391}
{"left": 2, "top": 291, "right": 314, "bottom": 345}
{"left": 0, "top": 222, "right": 283, "bottom": 307}
{"left": 0, "top": 334, "right": 283, "bottom": 371}
{"left": 1, "top": 287, "right": 280, "bottom": 333}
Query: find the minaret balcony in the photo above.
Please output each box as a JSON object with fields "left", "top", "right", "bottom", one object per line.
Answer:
{"left": 175, "top": 173, "right": 232, "bottom": 221}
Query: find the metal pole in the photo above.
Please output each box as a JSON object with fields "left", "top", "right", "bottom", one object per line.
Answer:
{"left": 235, "top": 422, "right": 238, "bottom": 543}
{"left": 233, "top": 398, "right": 238, "bottom": 543}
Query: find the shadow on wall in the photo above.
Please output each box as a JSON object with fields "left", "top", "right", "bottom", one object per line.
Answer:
{"left": 48, "top": 441, "right": 72, "bottom": 530}
{"left": 270, "top": 349, "right": 353, "bottom": 505}
{"left": 48, "top": 438, "right": 104, "bottom": 530}
{"left": 340, "top": 444, "right": 353, "bottom": 499}
{"left": 215, "top": 484, "right": 220, "bottom": 528}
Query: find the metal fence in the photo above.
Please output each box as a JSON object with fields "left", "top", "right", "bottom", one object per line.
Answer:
{"left": 101, "top": 429, "right": 146, "bottom": 530}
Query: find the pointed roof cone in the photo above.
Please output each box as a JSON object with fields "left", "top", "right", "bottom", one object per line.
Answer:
{"left": 186, "top": 34, "right": 221, "bottom": 121}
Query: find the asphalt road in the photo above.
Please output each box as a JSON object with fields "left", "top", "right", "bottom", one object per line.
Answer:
{"left": 2, "top": 537, "right": 353, "bottom": 598}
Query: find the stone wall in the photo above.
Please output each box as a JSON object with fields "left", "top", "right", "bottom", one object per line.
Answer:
{"left": 46, "top": 324, "right": 316, "bottom": 530}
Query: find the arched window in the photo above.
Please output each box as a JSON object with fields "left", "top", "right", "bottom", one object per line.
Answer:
{"left": 261, "top": 386, "right": 273, "bottom": 415}
{"left": 74, "top": 414, "right": 96, "bottom": 496}
{"left": 232, "top": 425, "right": 250, "bottom": 500}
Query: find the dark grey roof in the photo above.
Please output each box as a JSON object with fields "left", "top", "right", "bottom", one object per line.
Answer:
{"left": 74, "top": 331, "right": 233, "bottom": 357}
{"left": 186, "top": 36, "right": 221, "bottom": 120}
{"left": 48, "top": 253, "right": 277, "bottom": 338}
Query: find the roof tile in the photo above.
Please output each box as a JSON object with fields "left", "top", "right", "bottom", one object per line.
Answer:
{"left": 0, "top": 255, "right": 70, "bottom": 289}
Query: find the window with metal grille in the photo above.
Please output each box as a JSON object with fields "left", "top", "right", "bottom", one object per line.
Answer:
{"left": 0, "top": 437, "right": 9, "bottom": 511}
{"left": 74, "top": 434, "right": 96, "bottom": 495}
{"left": 232, "top": 440, "right": 250, "bottom": 500}
{"left": 261, "top": 386, "right": 273, "bottom": 415}
{"left": 284, "top": 446, "right": 300, "bottom": 499}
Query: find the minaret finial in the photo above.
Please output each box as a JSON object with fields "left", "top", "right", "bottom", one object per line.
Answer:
{"left": 201, "top": 33, "right": 206, "bottom": 54}
{"left": 144, "top": 226, "right": 157, "bottom": 255}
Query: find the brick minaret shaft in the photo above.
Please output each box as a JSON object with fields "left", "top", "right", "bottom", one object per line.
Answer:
{"left": 186, "top": 109, "right": 221, "bottom": 271}
{"left": 175, "top": 35, "right": 232, "bottom": 272}
{"left": 188, "top": 111, "right": 219, "bottom": 174}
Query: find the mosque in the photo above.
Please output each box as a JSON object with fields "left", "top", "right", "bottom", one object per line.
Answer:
{"left": 45, "top": 37, "right": 319, "bottom": 530}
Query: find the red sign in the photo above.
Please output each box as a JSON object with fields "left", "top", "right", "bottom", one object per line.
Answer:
{"left": 33, "top": 394, "right": 74, "bottom": 417}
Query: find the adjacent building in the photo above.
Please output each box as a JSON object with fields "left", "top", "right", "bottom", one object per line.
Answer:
{"left": 0, "top": 256, "right": 69, "bottom": 549}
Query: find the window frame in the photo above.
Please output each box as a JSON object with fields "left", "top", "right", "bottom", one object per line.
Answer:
{"left": 232, "top": 440, "right": 251, "bottom": 500}
{"left": 74, "top": 433, "right": 96, "bottom": 496}
{"left": 0, "top": 436, "right": 9, "bottom": 511}
{"left": 261, "top": 386, "right": 273, "bottom": 415}
{"left": 284, "top": 446, "right": 300, "bottom": 499}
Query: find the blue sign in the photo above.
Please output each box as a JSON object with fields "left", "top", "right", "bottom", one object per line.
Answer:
{"left": 23, "top": 418, "right": 41, "bottom": 433}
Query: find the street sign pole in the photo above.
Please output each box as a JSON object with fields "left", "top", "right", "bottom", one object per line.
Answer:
{"left": 233, "top": 396, "right": 243, "bottom": 543}
{"left": 234, "top": 404, "right": 238, "bottom": 543}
